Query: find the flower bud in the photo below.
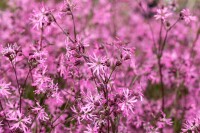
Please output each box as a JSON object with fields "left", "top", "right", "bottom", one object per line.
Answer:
{"left": 28, "top": 57, "right": 38, "bottom": 69}
{"left": 73, "top": 53, "right": 82, "bottom": 58}
{"left": 74, "top": 60, "right": 83, "bottom": 66}
{"left": 105, "top": 60, "right": 110, "bottom": 67}
{"left": 116, "top": 60, "right": 122, "bottom": 66}
{"left": 124, "top": 55, "right": 131, "bottom": 60}
{"left": 166, "top": 21, "right": 170, "bottom": 27}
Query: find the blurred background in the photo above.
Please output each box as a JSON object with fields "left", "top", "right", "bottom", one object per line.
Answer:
{"left": 0, "top": 0, "right": 200, "bottom": 10}
{"left": 0, "top": 0, "right": 199, "bottom": 133}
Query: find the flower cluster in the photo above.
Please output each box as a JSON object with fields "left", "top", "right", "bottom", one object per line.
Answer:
{"left": 0, "top": 0, "right": 199, "bottom": 133}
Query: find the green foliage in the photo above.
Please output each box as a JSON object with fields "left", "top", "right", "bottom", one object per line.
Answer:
{"left": 0, "top": 0, "right": 8, "bottom": 10}
{"left": 64, "top": 117, "right": 76, "bottom": 128}
{"left": 144, "top": 83, "right": 165, "bottom": 100}
{"left": 23, "top": 84, "right": 35, "bottom": 100}
{"left": 176, "top": 84, "right": 189, "bottom": 99}
{"left": 54, "top": 75, "right": 66, "bottom": 89}
{"left": 173, "top": 118, "right": 182, "bottom": 133}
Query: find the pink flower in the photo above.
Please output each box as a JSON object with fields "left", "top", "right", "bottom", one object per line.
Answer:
{"left": 65, "top": 39, "right": 73, "bottom": 60}
{"left": 32, "top": 102, "right": 49, "bottom": 121}
{"left": 120, "top": 88, "right": 138, "bottom": 115}
{"left": 81, "top": 92, "right": 102, "bottom": 113}
{"left": 32, "top": 66, "right": 51, "bottom": 94}
{"left": 71, "top": 92, "right": 103, "bottom": 124}
{"left": 157, "top": 112, "right": 172, "bottom": 128}
{"left": 32, "top": 49, "right": 48, "bottom": 65}
{"left": 84, "top": 124, "right": 99, "bottom": 133}
{"left": 154, "top": 7, "right": 172, "bottom": 21}
{"left": 0, "top": 121, "right": 3, "bottom": 132}
{"left": 50, "top": 81, "right": 63, "bottom": 104}
{"left": 57, "top": 0, "right": 76, "bottom": 18}
{"left": 8, "top": 111, "right": 31, "bottom": 132}
{"left": 182, "top": 118, "right": 200, "bottom": 133}
{"left": 30, "top": 6, "right": 53, "bottom": 30}
{"left": 51, "top": 91, "right": 63, "bottom": 104}
{"left": 144, "top": 123, "right": 160, "bottom": 133}
{"left": 71, "top": 106, "right": 82, "bottom": 124}
{"left": 0, "top": 79, "right": 11, "bottom": 98}
{"left": 57, "top": 54, "right": 67, "bottom": 78}
{"left": 6, "top": 102, "right": 19, "bottom": 118}
{"left": 1, "top": 43, "right": 20, "bottom": 60}
{"left": 181, "top": 9, "right": 197, "bottom": 24}
{"left": 71, "top": 104, "right": 97, "bottom": 123}
{"left": 87, "top": 54, "right": 106, "bottom": 75}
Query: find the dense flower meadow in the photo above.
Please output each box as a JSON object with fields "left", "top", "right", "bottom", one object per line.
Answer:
{"left": 0, "top": 0, "right": 200, "bottom": 132}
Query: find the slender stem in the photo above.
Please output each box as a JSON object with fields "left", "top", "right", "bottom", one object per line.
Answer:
{"left": 40, "top": 26, "right": 44, "bottom": 50}
{"left": 158, "top": 20, "right": 163, "bottom": 55}
{"left": 136, "top": 0, "right": 157, "bottom": 53}
{"left": 157, "top": 57, "right": 164, "bottom": 111}
{"left": 112, "top": 0, "right": 117, "bottom": 37}
{"left": 168, "top": 17, "right": 180, "bottom": 31}
{"left": 54, "top": 21, "right": 75, "bottom": 43}
{"left": 157, "top": 20, "right": 165, "bottom": 113}
{"left": 52, "top": 101, "right": 69, "bottom": 124}
{"left": 11, "top": 61, "right": 20, "bottom": 94}
{"left": 157, "top": 18, "right": 180, "bottom": 112}
{"left": 191, "top": 26, "right": 200, "bottom": 56}
{"left": 70, "top": 10, "right": 77, "bottom": 42}
{"left": 11, "top": 61, "right": 24, "bottom": 113}
{"left": 129, "top": 75, "right": 139, "bottom": 87}
{"left": 161, "top": 18, "right": 180, "bottom": 53}
{"left": 105, "top": 66, "right": 117, "bottom": 133}
{"left": 107, "top": 66, "right": 116, "bottom": 84}
{"left": 160, "top": 31, "right": 169, "bottom": 54}
{"left": 22, "top": 69, "right": 31, "bottom": 87}
{"left": 19, "top": 69, "right": 31, "bottom": 114}
{"left": 106, "top": 86, "right": 110, "bottom": 133}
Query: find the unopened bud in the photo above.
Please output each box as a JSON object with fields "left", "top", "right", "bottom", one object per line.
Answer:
{"left": 166, "top": 21, "right": 170, "bottom": 27}
{"left": 116, "top": 60, "right": 122, "bottom": 66}
{"left": 28, "top": 57, "right": 38, "bottom": 69}
{"left": 105, "top": 60, "right": 110, "bottom": 67}
{"left": 124, "top": 55, "right": 131, "bottom": 60}
{"left": 74, "top": 60, "right": 83, "bottom": 66}
{"left": 180, "top": 12, "right": 184, "bottom": 19}
{"left": 73, "top": 53, "right": 82, "bottom": 58}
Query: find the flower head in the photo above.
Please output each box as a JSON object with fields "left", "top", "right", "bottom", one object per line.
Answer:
{"left": 6, "top": 102, "right": 19, "bottom": 118}
{"left": 32, "top": 66, "right": 51, "bottom": 94}
{"left": 182, "top": 118, "right": 200, "bottom": 133}
{"left": 58, "top": 0, "right": 76, "bottom": 18}
{"left": 1, "top": 43, "right": 20, "bottom": 61}
{"left": 0, "top": 121, "right": 3, "bottom": 132}
{"left": 181, "top": 9, "right": 197, "bottom": 24}
{"left": 87, "top": 54, "right": 106, "bottom": 75}
{"left": 157, "top": 112, "right": 172, "bottom": 128}
{"left": 30, "top": 6, "right": 54, "bottom": 30}
{"left": 144, "top": 123, "right": 160, "bottom": 133}
{"left": 32, "top": 49, "right": 48, "bottom": 65}
{"left": 84, "top": 124, "right": 99, "bottom": 133}
{"left": 8, "top": 111, "right": 31, "bottom": 132}
{"left": 119, "top": 88, "right": 138, "bottom": 115}
{"left": 58, "top": 54, "right": 67, "bottom": 78}
{"left": 32, "top": 102, "right": 49, "bottom": 121}
{"left": 81, "top": 92, "right": 102, "bottom": 113}
{"left": 65, "top": 39, "right": 73, "bottom": 60}
{"left": 51, "top": 91, "right": 63, "bottom": 104}
{"left": 154, "top": 7, "right": 172, "bottom": 21}
{"left": 0, "top": 79, "right": 11, "bottom": 98}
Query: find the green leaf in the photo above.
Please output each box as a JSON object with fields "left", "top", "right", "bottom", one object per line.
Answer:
{"left": 23, "top": 84, "right": 35, "bottom": 100}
